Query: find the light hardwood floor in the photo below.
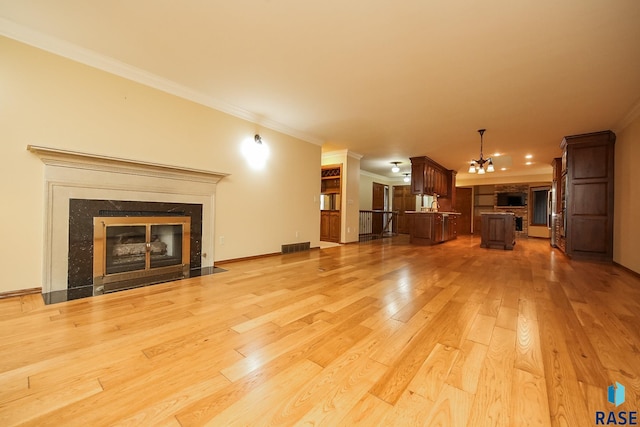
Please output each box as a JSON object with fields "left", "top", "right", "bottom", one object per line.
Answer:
{"left": 1, "top": 235, "right": 639, "bottom": 426}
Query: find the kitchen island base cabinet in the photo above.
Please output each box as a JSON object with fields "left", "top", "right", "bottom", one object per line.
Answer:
{"left": 407, "top": 212, "right": 459, "bottom": 245}
{"left": 480, "top": 213, "right": 515, "bottom": 250}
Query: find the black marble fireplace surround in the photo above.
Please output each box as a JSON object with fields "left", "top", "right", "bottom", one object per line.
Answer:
{"left": 43, "top": 199, "right": 224, "bottom": 304}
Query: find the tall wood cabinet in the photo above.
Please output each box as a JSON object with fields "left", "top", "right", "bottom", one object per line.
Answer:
{"left": 559, "top": 130, "right": 615, "bottom": 261}
{"left": 320, "top": 165, "right": 342, "bottom": 243}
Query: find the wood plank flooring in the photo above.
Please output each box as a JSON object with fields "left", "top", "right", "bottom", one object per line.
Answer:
{"left": 1, "top": 235, "right": 639, "bottom": 426}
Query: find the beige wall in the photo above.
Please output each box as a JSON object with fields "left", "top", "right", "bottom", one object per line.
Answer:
{"left": 0, "top": 37, "right": 321, "bottom": 293}
{"left": 359, "top": 173, "right": 375, "bottom": 211}
{"left": 614, "top": 113, "right": 640, "bottom": 274}
{"left": 528, "top": 225, "right": 550, "bottom": 239}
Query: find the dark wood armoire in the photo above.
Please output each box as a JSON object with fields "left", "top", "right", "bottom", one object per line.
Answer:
{"left": 558, "top": 130, "right": 615, "bottom": 261}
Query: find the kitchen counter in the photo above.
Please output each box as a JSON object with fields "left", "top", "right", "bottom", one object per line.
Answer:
{"left": 406, "top": 211, "right": 460, "bottom": 245}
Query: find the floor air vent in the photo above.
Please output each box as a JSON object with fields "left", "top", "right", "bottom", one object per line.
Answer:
{"left": 281, "top": 242, "right": 311, "bottom": 254}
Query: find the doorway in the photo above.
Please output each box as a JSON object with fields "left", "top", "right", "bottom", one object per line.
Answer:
{"left": 372, "top": 182, "right": 388, "bottom": 235}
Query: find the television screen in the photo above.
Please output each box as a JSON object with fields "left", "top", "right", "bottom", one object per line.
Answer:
{"left": 496, "top": 192, "right": 526, "bottom": 206}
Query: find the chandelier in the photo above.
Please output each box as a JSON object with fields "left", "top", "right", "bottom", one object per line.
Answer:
{"left": 468, "top": 129, "right": 494, "bottom": 174}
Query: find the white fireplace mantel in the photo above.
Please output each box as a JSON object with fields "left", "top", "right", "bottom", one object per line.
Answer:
{"left": 28, "top": 145, "right": 229, "bottom": 293}
{"left": 27, "top": 145, "right": 229, "bottom": 184}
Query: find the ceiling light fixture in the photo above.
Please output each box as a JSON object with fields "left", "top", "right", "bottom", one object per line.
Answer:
{"left": 403, "top": 173, "right": 410, "bottom": 182}
{"left": 254, "top": 134, "right": 263, "bottom": 144}
{"left": 391, "top": 162, "right": 401, "bottom": 173}
{"left": 468, "top": 129, "right": 494, "bottom": 174}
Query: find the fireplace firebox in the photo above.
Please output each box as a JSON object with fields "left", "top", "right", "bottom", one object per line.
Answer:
{"left": 93, "top": 216, "right": 191, "bottom": 295}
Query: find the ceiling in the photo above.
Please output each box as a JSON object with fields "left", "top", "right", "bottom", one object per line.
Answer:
{"left": 2, "top": 1, "right": 640, "bottom": 183}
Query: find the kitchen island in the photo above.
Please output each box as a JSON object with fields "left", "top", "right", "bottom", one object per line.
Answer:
{"left": 480, "top": 212, "right": 516, "bottom": 250}
{"left": 406, "top": 211, "right": 461, "bottom": 245}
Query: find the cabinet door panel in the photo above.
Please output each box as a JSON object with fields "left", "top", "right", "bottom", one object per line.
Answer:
{"left": 571, "top": 145, "right": 610, "bottom": 179}
{"left": 570, "top": 218, "right": 607, "bottom": 254}
{"left": 572, "top": 182, "right": 608, "bottom": 216}
{"left": 411, "top": 162, "right": 424, "bottom": 194}
{"left": 320, "top": 212, "right": 330, "bottom": 241}
{"left": 488, "top": 217, "right": 506, "bottom": 242}
{"left": 329, "top": 212, "right": 341, "bottom": 242}
{"left": 425, "top": 166, "right": 434, "bottom": 194}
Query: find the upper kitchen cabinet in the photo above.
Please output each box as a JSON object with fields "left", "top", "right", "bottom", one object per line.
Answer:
{"left": 559, "top": 130, "right": 615, "bottom": 261}
{"left": 410, "top": 158, "right": 426, "bottom": 195}
{"left": 410, "top": 156, "right": 457, "bottom": 210}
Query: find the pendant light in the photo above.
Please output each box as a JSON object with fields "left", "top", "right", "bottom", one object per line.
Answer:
{"left": 468, "top": 129, "right": 494, "bottom": 174}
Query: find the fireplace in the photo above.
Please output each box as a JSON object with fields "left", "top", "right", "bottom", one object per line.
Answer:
{"left": 93, "top": 216, "right": 191, "bottom": 295}
{"left": 68, "top": 198, "right": 204, "bottom": 296}
{"left": 515, "top": 216, "right": 523, "bottom": 232}
{"left": 28, "top": 145, "right": 228, "bottom": 300}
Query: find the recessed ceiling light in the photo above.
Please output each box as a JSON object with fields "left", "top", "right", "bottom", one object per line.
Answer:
{"left": 526, "top": 161, "right": 533, "bottom": 165}
{"left": 501, "top": 167, "right": 507, "bottom": 171}
{"left": 493, "top": 153, "right": 502, "bottom": 157}
{"left": 525, "top": 154, "right": 533, "bottom": 159}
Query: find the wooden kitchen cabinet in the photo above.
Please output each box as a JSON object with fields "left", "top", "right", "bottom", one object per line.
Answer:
{"left": 560, "top": 130, "right": 615, "bottom": 261}
{"left": 320, "top": 164, "right": 342, "bottom": 243}
{"left": 447, "top": 214, "right": 458, "bottom": 240}
{"left": 409, "top": 156, "right": 451, "bottom": 197}
{"left": 410, "top": 159, "right": 425, "bottom": 195}
{"left": 320, "top": 210, "right": 341, "bottom": 242}
{"left": 433, "top": 168, "right": 448, "bottom": 197}
{"left": 480, "top": 212, "right": 515, "bottom": 250}
{"left": 407, "top": 212, "right": 460, "bottom": 245}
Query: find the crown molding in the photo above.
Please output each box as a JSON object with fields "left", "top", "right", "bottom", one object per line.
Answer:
{"left": 322, "top": 149, "right": 363, "bottom": 160}
{"left": 615, "top": 97, "right": 640, "bottom": 132}
{"left": 1, "top": 18, "right": 324, "bottom": 146}
{"left": 322, "top": 149, "right": 348, "bottom": 158}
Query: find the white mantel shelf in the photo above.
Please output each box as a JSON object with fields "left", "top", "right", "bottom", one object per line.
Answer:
{"left": 27, "top": 145, "right": 229, "bottom": 184}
